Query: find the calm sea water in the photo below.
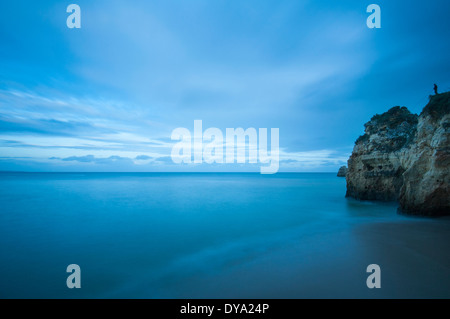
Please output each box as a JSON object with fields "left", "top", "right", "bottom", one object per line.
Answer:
{"left": 0, "top": 172, "right": 449, "bottom": 298}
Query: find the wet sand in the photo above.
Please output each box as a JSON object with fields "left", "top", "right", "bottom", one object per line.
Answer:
{"left": 143, "top": 216, "right": 450, "bottom": 299}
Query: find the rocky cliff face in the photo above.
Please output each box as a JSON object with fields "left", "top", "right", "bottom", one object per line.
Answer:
{"left": 346, "top": 106, "right": 418, "bottom": 201}
{"left": 346, "top": 92, "right": 450, "bottom": 216}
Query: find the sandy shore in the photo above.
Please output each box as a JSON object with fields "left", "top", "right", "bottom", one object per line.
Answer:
{"left": 141, "top": 216, "right": 450, "bottom": 299}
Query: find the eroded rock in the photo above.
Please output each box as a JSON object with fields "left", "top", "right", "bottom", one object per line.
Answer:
{"left": 345, "top": 92, "right": 450, "bottom": 216}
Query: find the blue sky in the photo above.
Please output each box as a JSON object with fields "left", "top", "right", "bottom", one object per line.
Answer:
{"left": 1, "top": 0, "right": 449, "bottom": 172}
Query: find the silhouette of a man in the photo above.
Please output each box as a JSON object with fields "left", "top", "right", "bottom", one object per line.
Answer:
{"left": 434, "top": 83, "right": 438, "bottom": 95}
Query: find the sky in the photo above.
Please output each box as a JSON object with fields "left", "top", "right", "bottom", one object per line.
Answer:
{"left": 0, "top": 0, "right": 449, "bottom": 172}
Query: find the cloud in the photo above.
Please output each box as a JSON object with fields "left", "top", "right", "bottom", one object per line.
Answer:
{"left": 62, "top": 155, "right": 96, "bottom": 163}
{"left": 0, "top": 87, "right": 172, "bottom": 142}
{"left": 154, "top": 156, "right": 175, "bottom": 164}
{"left": 135, "top": 155, "right": 152, "bottom": 160}
{"left": 0, "top": 87, "right": 176, "bottom": 165}
{"left": 0, "top": 116, "right": 110, "bottom": 137}
{"left": 60, "top": 155, "right": 134, "bottom": 165}
{"left": 280, "top": 159, "right": 298, "bottom": 164}
{"left": 56, "top": 154, "right": 175, "bottom": 166}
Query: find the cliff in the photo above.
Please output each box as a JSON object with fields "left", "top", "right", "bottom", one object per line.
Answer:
{"left": 346, "top": 91, "right": 450, "bottom": 216}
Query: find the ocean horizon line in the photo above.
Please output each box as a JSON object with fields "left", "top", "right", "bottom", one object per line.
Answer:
{"left": 0, "top": 171, "right": 338, "bottom": 174}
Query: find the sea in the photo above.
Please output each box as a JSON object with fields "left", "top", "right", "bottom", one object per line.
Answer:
{"left": 0, "top": 172, "right": 449, "bottom": 298}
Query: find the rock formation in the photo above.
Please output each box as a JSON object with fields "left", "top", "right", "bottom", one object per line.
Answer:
{"left": 337, "top": 166, "right": 347, "bottom": 177}
{"left": 346, "top": 91, "right": 450, "bottom": 216}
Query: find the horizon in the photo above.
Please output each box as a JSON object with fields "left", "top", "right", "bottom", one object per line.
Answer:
{"left": 0, "top": 170, "right": 339, "bottom": 174}
{"left": 1, "top": 0, "right": 450, "bottom": 173}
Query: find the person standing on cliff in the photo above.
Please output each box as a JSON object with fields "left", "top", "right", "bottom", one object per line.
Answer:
{"left": 434, "top": 83, "right": 438, "bottom": 95}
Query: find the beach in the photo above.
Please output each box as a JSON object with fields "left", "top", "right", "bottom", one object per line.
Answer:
{"left": 0, "top": 172, "right": 449, "bottom": 298}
